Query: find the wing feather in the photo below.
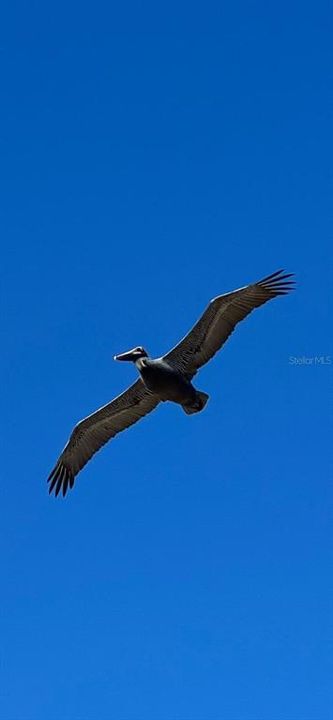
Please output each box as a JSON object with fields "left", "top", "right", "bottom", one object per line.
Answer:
{"left": 164, "top": 270, "right": 295, "bottom": 377}
{"left": 48, "top": 379, "right": 159, "bottom": 496}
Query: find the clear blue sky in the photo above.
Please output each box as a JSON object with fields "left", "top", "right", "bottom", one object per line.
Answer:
{"left": 1, "top": 2, "right": 332, "bottom": 719}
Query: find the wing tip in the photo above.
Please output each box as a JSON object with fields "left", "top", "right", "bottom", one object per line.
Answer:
{"left": 47, "top": 461, "right": 75, "bottom": 498}
{"left": 257, "top": 269, "right": 296, "bottom": 295}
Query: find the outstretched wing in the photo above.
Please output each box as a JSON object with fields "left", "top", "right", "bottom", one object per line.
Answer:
{"left": 164, "top": 270, "right": 294, "bottom": 377}
{"left": 48, "top": 379, "right": 159, "bottom": 497}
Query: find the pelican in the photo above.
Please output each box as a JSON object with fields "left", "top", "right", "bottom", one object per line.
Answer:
{"left": 48, "top": 269, "right": 294, "bottom": 496}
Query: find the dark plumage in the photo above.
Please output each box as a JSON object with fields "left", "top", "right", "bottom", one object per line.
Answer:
{"left": 48, "top": 269, "right": 294, "bottom": 496}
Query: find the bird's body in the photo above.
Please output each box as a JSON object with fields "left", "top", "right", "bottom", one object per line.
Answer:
{"left": 134, "top": 357, "right": 207, "bottom": 412}
{"left": 48, "top": 269, "right": 295, "bottom": 496}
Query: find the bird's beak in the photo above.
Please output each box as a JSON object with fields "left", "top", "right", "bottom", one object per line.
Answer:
{"left": 114, "top": 348, "right": 138, "bottom": 362}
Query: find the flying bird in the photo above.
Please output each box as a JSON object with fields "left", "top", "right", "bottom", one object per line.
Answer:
{"left": 48, "top": 269, "right": 294, "bottom": 496}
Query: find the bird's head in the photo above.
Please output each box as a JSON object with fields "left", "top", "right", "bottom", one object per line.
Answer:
{"left": 114, "top": 346, "right": 148, "bottom": 363}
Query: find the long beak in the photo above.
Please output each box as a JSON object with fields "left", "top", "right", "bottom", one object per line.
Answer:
{"left": 114, "top": 349, "right": 137, "bottom": 362}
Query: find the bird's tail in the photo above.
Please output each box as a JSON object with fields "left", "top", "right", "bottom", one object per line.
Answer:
{"left": 182, "top": 390, "right": 209, "bottom": 415}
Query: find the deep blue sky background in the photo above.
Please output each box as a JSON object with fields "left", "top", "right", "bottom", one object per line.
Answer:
{"left": 1, "top": 2, "right": 332, "bottom": 719}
